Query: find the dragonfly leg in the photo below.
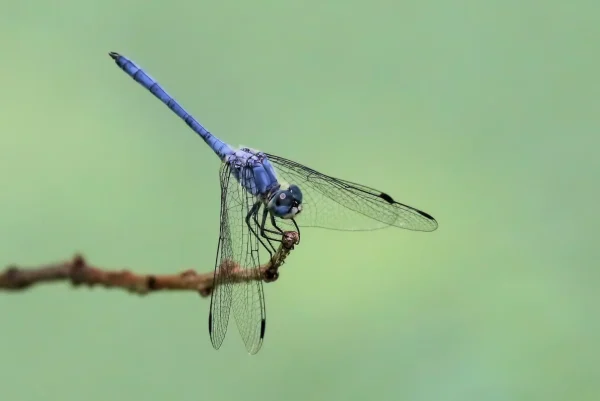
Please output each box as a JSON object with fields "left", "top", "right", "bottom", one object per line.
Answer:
{"left": 269, "top": 213, "right": 285, "bottom": 235}
{"left": 260, "top": 207, "right": 284, "bottom": 238}
{"left": 245, "top": 202, "right": 274, "bottom": 258}
{"left": 254, "top": 206, "right": 281, "bottom": 253}
{"left": 291, "top": 218, "right": 301, "bottom": 244}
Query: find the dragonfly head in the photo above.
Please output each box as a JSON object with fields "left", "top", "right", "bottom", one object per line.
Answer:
{"left": 268, "top": 184, "right": 303, "bottom": 219}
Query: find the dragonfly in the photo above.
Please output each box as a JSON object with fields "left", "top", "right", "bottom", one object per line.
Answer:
{"left": 108, "top": 52, "right": 438, "bottom": 354}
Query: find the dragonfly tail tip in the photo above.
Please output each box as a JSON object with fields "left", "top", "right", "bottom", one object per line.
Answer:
{"left": 108, "top": 51, "right": 120, "bottom": 60}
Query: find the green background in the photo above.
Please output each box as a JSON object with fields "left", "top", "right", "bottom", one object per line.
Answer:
{"left": 0, "top": 1, "right": 597, "bottom": 400}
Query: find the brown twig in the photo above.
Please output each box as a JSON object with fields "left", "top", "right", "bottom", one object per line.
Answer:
{"left": 0, "top": 231, "right": 299, "bottom": 297}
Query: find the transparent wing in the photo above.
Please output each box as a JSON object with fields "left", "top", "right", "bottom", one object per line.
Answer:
{"left": 265, "top": 153, "right": 438, "bottom": 232}
{"left": 208, "top": 162, "right": 266, "bottom": 354}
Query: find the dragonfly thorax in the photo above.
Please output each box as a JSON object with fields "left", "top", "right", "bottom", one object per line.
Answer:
{"left": 267, "top": 184, "right": 303, "bottom": 219}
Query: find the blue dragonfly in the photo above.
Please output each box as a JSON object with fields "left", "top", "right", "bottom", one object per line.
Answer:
{"left": 109, "top": 52, "right": 438, "bottom": 354}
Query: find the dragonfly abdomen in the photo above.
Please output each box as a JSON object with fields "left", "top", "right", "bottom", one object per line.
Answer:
{"left": 109, "top": 52, "right": 234, "bottom": 161}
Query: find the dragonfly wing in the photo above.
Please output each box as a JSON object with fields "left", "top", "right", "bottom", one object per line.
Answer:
{"left": 209, "top": 162, "right": 266, "bottom": 354}
{"left": 266, "top": 153, "right": 438, "bottom": 232}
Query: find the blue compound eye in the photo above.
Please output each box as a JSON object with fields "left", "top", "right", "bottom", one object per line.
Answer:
{"left": 288, "top": 184, "right": 303, "bottom": 204}
{"left": 269, "top": 189, "right": 302, "bottom": 219}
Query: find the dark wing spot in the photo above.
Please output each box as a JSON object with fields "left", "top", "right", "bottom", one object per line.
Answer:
{"left": 260, "top": 318, "right": 266, "bottom": 339}
{"left": 379, "top": 192, "right": 395, "bottom": 204}
{"left": 208, "top": 312, "right": 213, "bottom": 333}
{"left": 417, "top": 209, "right": 435, "bottom": 220}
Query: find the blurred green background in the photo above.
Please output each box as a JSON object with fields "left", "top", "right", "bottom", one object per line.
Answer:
{"left": 0, "top": 0, "right": 597, "bottom": 400}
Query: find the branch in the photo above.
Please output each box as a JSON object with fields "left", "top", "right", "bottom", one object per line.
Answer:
{"left": 0, "top": 231, "right": 299, "bottom": 297}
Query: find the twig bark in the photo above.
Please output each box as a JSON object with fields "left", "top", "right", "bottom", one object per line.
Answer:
{"left": 0, "top": 231, "right": 299, "bottom": 297}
